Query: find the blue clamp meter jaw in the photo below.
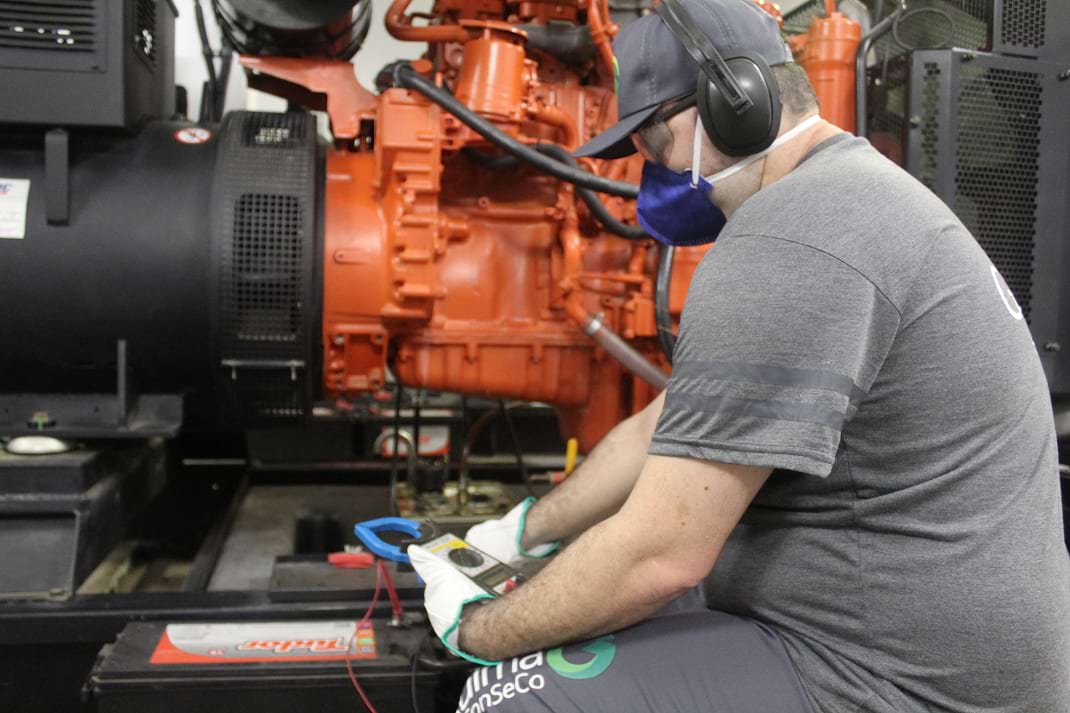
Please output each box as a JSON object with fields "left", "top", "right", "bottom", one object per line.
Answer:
{"left": 353, "top": 516, "right": 525, "bottom": 596}
{"left": 353, "top": 516, "right": 426, "bottom": 565}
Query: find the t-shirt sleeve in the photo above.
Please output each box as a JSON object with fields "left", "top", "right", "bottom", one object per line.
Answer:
{"left": 649, "top": 234, "right": 901, "bottom": 477}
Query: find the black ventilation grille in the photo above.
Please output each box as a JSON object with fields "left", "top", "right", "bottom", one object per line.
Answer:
{"left": 241, "top": 112, "right": 309, "bottom": 149}
{"left": 952, "top": 64, "right": 1042, "bottom": 322}
{"left": 134, "top": 0, "right": 156, "bottom": 68}
{"left": 0, "top": 0, "right": 97, "bottom": 52}
{"left": 1000, "top": 0, "right": 1046, "bottom": 50}
{"left": 918, "top": 62, "right": 942, "bottom": 191}
{"left": 217, "top": 112, "right": 319, "bottom": 421}
{"left": 230, "top": 193, "right": 304, "bottom": 343}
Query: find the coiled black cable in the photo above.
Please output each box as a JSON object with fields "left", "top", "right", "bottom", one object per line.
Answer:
{"left": 891, "top": 6, "right": 955, "bottom": 51}
{"left": 393, "top": 64, "right": 639, "bottom": 199}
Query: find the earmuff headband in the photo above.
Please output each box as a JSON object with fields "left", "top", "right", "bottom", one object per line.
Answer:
{"left": 655, "top": 0, "right": 753, "bottom": 115}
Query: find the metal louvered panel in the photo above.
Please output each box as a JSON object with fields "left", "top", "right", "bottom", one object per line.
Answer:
{"left": 0, "top": 0, "right": 98, "bottom": 52}
{"left": 906, "top": 49, "right": 1070, "bottom": 390}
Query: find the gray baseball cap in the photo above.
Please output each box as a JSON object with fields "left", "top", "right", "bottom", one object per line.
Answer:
{"left": 574, "top": 0, "right": 792, "bottom": 159}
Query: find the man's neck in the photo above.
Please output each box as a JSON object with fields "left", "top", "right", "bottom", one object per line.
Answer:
{"left": 759, "top": 116, "right": 843, "bottom": 190}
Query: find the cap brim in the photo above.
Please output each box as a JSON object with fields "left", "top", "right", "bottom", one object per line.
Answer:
{"left": 573, "top": 105, "right": 659, "bottom": 159}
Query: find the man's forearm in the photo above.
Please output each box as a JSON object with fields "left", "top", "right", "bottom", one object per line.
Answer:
{"left": 459, "top": 510, "right": 691, "bottom": 661}
{"left": 522, "top": 392, "right": 664, "bottom": 549}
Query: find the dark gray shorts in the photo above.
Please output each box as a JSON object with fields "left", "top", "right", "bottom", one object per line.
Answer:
{"left": 454, "top": 602, "right": 815, "bottom": 713}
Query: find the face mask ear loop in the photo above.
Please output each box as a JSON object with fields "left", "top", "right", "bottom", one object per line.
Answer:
{"left": 690, "top": 114, "right": 703, "bottom": 187}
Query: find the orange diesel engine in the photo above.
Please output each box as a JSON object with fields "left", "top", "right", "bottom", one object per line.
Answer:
{"left": 0, "top": 0, "right": 811, "bottom": 451}
{"left": 0, "top": 0, "right": 852, "bottom": 451}
{"left": 237, "top": 0, "right": 719, "bottom": 450}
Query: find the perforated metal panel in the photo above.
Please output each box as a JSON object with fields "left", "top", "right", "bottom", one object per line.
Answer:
{"left": 917, "top": 62, "right": 942, "bottom": 192}
{"left": 952, "top": 63, "right": 1042, "bottom": 320}
{"left": 991, "top": 0, "right": 1068, "bottom": 62}
{"left": 134, "top": 0, "right": 157, "bottom": 69}
{"left": 215, "top": 111, "right": 320, "bottom": 421}
{"left": 905, "top": 49, "right": 1070, "bottom": 390}
{"left": 997, "top": 0, "right": 1046, "bottom": 54}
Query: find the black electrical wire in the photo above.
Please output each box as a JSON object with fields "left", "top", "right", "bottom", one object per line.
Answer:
{"left": 532, "top": 143, "right": 649, "bottom": 240}
{"left": 213, "top": 47, "right": 233, "bottom": 121}
{"left": 193, "top": 0, "right": 219, "bottom": 124}
{"left": 389, "top": 383, "right": 403, "bottom": 516}
{"left": 413, "top": 390, "right": 422, "bottom": 479}
{"left": 410, "top": 631, "right": 429, "bottom": 713}
{"left": 462, "top": 147, "right": 648, "bottom": 240}
{"left": 499, "top": 401, "right": 535, "bottom": 497}
{"left": 655, "top": 243, "right": 676, "bottom": 362}
{"left": 393, "top": 64, "right": 639, "bottom": 199}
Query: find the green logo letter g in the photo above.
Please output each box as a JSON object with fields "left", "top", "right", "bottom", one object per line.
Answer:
{"left": 547, "top": 635, "right": 616, "bottom": 680}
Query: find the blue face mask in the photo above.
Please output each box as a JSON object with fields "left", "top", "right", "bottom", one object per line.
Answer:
{"left": 636, "top": 161, "right": 726, "bottom": 246}
{"left": 635, "top": 115, "right": 823, "bottom": 247}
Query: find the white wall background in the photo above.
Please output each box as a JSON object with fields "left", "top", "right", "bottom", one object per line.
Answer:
{"left": 173, "top": 0, "right": 811, "bottom": 121}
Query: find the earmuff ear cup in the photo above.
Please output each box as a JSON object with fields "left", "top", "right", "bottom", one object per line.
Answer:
{"left": 695, "top": 50, "right": 782, "bottom": 157}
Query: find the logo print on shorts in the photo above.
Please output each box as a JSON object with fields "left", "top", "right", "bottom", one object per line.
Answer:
{"left": 547, "top": 635, "right": 616, "bottom": 680}
{"left": 990, "top": 265, "right": 1023, "bottom": 321}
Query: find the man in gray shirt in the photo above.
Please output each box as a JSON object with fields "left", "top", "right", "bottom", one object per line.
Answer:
{"left": 407, "top": 1, "right": 1070, "bottom": 711}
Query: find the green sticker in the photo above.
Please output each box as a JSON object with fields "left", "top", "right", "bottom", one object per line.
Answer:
{"left": 547, "top": 635, "right": 616, "bottom": 680}
{"left": 613, "top": 56, "right": 620, "bottom": 94}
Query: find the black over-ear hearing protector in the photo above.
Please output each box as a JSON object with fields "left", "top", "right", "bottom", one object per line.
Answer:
{"left": 655, "top": 0, "right": 782, "bottom": 157}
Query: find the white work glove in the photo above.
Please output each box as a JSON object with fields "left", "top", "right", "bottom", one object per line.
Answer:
{"left": 407, "top": 544, "right": 497, "bottom": 665}
{"left": 464, "top": 497, "right": 559, "bottom": 569}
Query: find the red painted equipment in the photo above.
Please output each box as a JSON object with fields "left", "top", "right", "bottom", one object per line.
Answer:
{"left": 792, "top": 0, "right": 862, "bottom": 133}
{"left": 236, "top": 0, "right": 803, "bottom": 449}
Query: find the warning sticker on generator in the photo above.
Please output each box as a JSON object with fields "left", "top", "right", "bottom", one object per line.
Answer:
{"left": 0, "top": 178, "right": 30, "bottom": 239}
{"left": 150, "top": 620, "right": 377, "bottom": 664}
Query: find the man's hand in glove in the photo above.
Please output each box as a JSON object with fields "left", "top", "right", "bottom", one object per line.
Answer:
{"left": 407, "top": 543, "right": 499, "bottom": 664}
{"left": 463, "top": 497, "right": 558, "bottom": 569}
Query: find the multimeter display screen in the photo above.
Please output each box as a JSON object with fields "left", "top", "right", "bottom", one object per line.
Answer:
{"left": 474, "top": 565, "right": 516, "bottom": 593}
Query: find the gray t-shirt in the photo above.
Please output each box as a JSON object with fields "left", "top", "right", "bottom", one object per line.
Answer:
{"left": 649, "top": 135, "right": 1070, "bottom": 713}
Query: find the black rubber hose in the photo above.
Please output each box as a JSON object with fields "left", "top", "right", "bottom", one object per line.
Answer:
{"left": 194, "top": 1, "right": 219, "bottom": 124}
{"left": 655, "top": 243, "right": 676, "bottom": 362}
{"left": 499, "top": 401, "right": 535, "bottom": 497}
{"left": 389, "top": 383, "right": 403, "bottom": 516}
{"left": 463, "top": 147, "right": 648, "bottom": 240}
{"left": 394, "top": 65, "right": 639, "bottom": 199}
{"left": 533, "top": 144, "right": 649, "bottom": 240}
{"left": 214, "top": 48, "right": 233, "bottom": 121}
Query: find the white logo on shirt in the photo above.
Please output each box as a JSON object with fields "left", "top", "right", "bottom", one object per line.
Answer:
{"left": 990, "top": 265, "right": 1023, "bottom": 321}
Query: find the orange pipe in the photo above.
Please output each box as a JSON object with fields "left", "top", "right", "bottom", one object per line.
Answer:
{"left": 529, "top": 104, "right": 579, "bottom": 148}
{"left": 586, "top": 0, "right": 616, "bottom": 81}
{"left": 801, "top": 8, "right": 861, "bottom": 132}
{"left": 385, "top": 0, "right": 468, "bottom": 43}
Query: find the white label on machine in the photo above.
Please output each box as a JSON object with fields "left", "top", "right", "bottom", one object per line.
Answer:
{"left": 150, "top": 620, "right": 377, "bottom": 664}
{"left": 0, "top": 178, "right": 30, "bottom": 239}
